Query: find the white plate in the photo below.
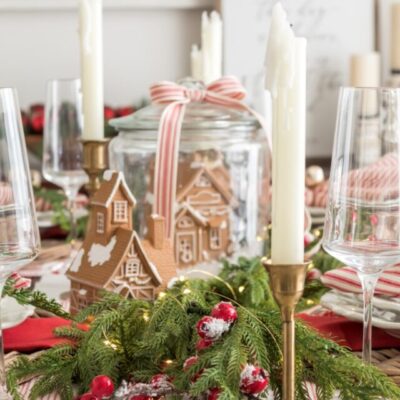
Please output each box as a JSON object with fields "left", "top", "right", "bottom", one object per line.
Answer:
{"left": 36, "top": 211, "right": 57, "bottom": 228}
{"left": 1, "top": 296, "right": 34, "bottom": 329}
{"left": 320, "top": 291, "right": 400, "bottom": 331}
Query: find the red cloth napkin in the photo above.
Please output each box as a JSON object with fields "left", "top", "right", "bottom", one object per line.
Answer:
{"left": 298, "top": 311, "right": 400, "bottom": 351}
{"left": 4, "top": 317, "right": 87, "bottom": 353}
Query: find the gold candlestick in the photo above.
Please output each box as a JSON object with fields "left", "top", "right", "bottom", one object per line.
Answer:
{"left": 82, "top": 139, "right": 109, "bottom": 196}
{"left": 263, "top": 260, "right": 308, "bottom": 400}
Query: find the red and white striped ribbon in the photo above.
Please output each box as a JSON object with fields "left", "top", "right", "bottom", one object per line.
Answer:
{"left": 304, "top": 381, "right": 318, "bottom": 400}
{"left": 9, "top": 272, "right": 31, "bottom": 289}
{"left": 0, "top": 183, "right": 13, "bottom": 206}
{"left": 322, "top": 266, "right": 400, "bottom": 297}
{"left": 343, "top": 153, "right": 399, "bottom": 202}
{"left": 19, "top": 378, "right": 61, "bottom": 399}
{"left": 150, "top": 76, "right": 270, "bottom": 238}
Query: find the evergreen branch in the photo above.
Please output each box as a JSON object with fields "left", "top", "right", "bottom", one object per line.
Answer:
{"left": 4, "top": 285, "right": 70, "bottom": 319}
{"left": 6, "top": 256, "right": 400, "bottom": 399}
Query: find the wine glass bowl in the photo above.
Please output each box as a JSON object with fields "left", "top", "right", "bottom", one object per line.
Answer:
{"left": 42, "top": 79, "right": 88, "bottom": 246}
{"left": 323, "top": 87, "right": 400, "bottom": 362}
{"left": 0, "top": 87, "right": 40, "bottom": 398}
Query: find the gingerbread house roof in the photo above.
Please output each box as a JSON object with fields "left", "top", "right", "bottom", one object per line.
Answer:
{"left": 91, "top": 170, "right": 136, "bottom": 207}
{"left": 176, "top": 204, "right": 208, "bottom": 227}
{"left": 176, "top": 167, "right": 235, "bottom": 205}
{"left": 66, "top": 228, "right": 162, "bottom": 289}
{"left": 141, "top": 238, "right": 176, "bottom": 290}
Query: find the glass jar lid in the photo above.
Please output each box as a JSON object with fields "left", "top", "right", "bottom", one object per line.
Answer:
{"left": 109, "top": 78, "right": 260, "bottom": 132}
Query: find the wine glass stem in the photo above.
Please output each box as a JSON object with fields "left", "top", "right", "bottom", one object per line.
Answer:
{"left": 358, "top": 271, "right": 380, "bottom": 363}
{"left": 65, "top": 189, "right": 78, "bottom": 252}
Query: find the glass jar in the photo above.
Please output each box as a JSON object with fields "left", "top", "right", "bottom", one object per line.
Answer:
{"left": 109, "top": 80, "right": 270, "bottom": 272}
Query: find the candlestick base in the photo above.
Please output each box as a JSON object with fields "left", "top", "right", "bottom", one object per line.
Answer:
{"left": 82, "top": 139, "right": 109, "bottom": 196}
{"left": 263, "top": 260, "right": 309, "bottom": 400}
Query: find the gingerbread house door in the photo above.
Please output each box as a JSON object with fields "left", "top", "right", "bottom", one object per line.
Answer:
{"left": 176, "top": 232, "right": 197, "bottom": 266}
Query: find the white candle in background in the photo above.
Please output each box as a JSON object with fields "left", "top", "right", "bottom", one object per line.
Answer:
{"left": 191, "top": 44, "right": 203, "bottom": 81}
{"left": 200, "top": 11, "right": 223, "bottom": 84}
{"left": 79, "top": 0, "right": 104, "bottom": 140}
{"left": 350, "top": 52, "right": 380, "bottom": 116}
{"left": 350, "top": 52, "right": 381, "bottom": 165}
{"left": 201, "top": 11, "right": 212, "bottom": 84}
{"left": 265, "top": 3, "right": 307, "bottom": 265}
{"left": 209, "top": 11, "right": 223, "bottom": 82}
{"left": 350, "top": 52, "right": 381, "bottom": 88}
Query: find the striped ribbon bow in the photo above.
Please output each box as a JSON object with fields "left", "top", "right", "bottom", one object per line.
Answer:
{"left": 150, "top": 76, "right": 270, "bottom": 238}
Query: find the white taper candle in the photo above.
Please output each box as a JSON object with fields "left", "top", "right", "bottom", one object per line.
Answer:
{"left": 265, "top": 3, "right": 307, "bottom": 265}
{"left": 79, "top": 0, "right": 104, "bottom": 140}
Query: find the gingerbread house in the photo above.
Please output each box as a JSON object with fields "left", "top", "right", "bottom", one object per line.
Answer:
{"left": 66, "top": 170, "right": 177, "bottom": 314}
{"left": 174, "top": 163, "right": 238, "bottom": 267}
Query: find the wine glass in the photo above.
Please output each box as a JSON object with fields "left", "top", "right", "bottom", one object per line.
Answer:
{"left": 323, "top": 87, "right": 400, "bottom": 363}
{"left": 0, "top": 88, "right": 41, "bottom": 398}
{"left": 42, "top": 79, "right": 88, "bottom": 251}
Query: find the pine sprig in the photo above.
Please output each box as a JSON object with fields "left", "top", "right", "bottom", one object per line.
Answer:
{"left": 4, "top": 282, "right": 70, "bottom": 319}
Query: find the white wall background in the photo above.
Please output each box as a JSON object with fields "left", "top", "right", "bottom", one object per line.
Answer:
{"left": 0, "top": 0, "right": 213, "bottom": 109}
{"left": 222, "top": 0, "right": 376, "bottom": 157}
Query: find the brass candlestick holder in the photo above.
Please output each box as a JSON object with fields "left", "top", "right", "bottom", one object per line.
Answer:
{"left": 263, "top": 260, "right": 309, "bottom": 400}
{"left": 82, "top": 139, "right": 109, "bottom": 196}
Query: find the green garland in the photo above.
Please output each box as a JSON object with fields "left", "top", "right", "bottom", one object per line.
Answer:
{"left": 6, "top": 257, "right": 400, "bottom": 400}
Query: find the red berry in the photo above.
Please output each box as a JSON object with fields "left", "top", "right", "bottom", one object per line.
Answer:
{"left": 90, "top": 375, "right": 115, "bottom": 398}
{"left": 196, "top": 338, "right": 213, "bottom": 351}
{"left": 151, "top": 373, "right": 170, "bottom": 389}
{"left": 306, "top": 268, "right": 321, "bottom": 281}
{"left": 183, "top": 356, "right": 203, "bottom": 382}
{"left": 196, "top": 316, "right": 214, "bottom": 339}
{"left": 370, "top": 214, "right": 379, "bottom": 226}
{"left": 116, "top": 106, "right": 135, "bottom": 117}
{"left": 208, "top": 388, "right": 221, "bottom": 400}
{"left": 183, "top": 356, "right": 198, "bottom": 371}
{"left": 129, "top": 396, "right": 152, "bottom": 400}
{"left": 30, "top": 104, "right": 44, "bottom": 114}
{"left": 80, "top": 394, "right": 98, "bottom": 400}
{"left": 240, "top": 365, "right": 269, "bottom": 395}
{"left": 196, "top": 316, "right": 228, "bottom": 340}
{"left": 211, "top": 302, "right": 238, "bottom": 323}
{"left": 30, "top": 111, "right": 44, "bottom": 133}
{"left": 104, "top": 106, "right": 116, "bottom": 120}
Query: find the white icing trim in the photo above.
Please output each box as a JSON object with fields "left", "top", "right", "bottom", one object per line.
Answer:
{"left": 88, "top": 236, "right": 117, "bottom": 267}
{"left": 103, "top": 170, "right": 114, "bottom": 181}
{"left": 69, "top": 248, "right": 84, "bottom": 273}
{"left": 188, "top": 190, "right": 221, "bottom": 206}
{"left": 132, "top": 232, "right": 163, "bottom": 285}
{"left": 179, "top": 203, "right": 208, "bottom": 225}
{"left": 92, "top": 170, "right": 136, "bottom": 208}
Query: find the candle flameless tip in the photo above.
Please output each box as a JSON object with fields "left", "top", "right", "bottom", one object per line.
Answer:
{"left": 265, "top": 2, "right": 297, "bottom": 95}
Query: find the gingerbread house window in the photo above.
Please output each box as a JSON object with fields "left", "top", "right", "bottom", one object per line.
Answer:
{"left": 96, "top": 212, "right": 105, "bottom": 233}
{"left": 113, "top": 201, "right": 128, "bottom": 222}
{"left": 126, "top": 258, "right": 140, "bottom": 277}
{"left": 196, "top": 176, "right": 211, "bottom": 187}
{"left": 210, "top": 228, "right": 221, "bottom": 249}
{"left": 77, "top": 292, "right": 89, "bottom": 308}
{"left": 178, "top": 216, "right": 194, "bottom": 229}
